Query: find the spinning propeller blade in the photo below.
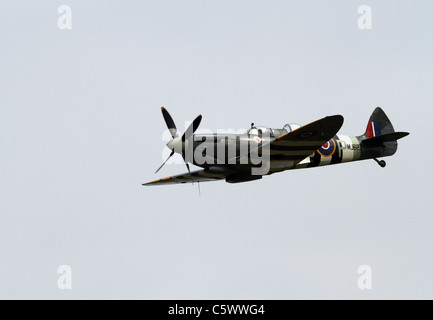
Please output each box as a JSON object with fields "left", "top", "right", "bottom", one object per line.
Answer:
{"left": 155, "top": 150, "right": 175, "bottom": 174}
{"left": 181, "top": 114, "right": 202, "bottom": 174}
{"left": 161, "top": 107, "right": 179, "bottom": 139}
{"left": 182, "top": 115, "right": 202, "bottom": 142}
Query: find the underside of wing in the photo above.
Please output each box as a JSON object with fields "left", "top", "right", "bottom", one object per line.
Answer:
{"left": 270, "top": 115, "right": 344, "bottom": 165}
{"left": 143, "top": 169, "right": 225, "bottom": 186}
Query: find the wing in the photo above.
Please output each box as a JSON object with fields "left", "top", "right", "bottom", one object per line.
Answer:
{"left": 270, "top": 115, "right": 344, "bottom": 165}
{"left": 143, "top": 169, "right": 225, "bottom": 186}
{"left": 228, "top": 115, "right": 344, "bottom": 167}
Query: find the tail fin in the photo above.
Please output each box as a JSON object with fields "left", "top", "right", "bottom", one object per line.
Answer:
{"left": 360, "top": 107, "right": 409, "bottom": 158}
{"left": 364, "top": 107, "right": 395, "bottom": 138}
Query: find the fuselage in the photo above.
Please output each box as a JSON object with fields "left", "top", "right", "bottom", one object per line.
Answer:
{"left": 183, "top": 131, "right": 397, "bottom": 175}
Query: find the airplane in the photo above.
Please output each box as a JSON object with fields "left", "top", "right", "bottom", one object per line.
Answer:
{"left": 143, "top": 107, "right": 409, "bottom": 186}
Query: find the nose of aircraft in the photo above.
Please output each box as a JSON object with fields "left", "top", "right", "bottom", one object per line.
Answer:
{"left": 166, "top": 136, "right": 182, "bottom": 153}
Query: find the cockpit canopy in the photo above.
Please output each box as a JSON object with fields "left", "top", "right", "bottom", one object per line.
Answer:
{"left": 283, "top": 123, "right": 301, "bottom": 132}
{"left": 247, "top": 123, "right": 302, "bottom": 138}
{"left": 247, "top": 126, "right": 273, "bottom": 137}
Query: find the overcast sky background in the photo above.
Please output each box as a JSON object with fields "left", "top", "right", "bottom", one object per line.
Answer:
{"left": 1, "top": 0, "right": 432, "bottom": 299}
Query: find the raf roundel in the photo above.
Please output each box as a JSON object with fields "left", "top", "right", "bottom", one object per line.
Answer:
{"left": 317, "top": 138, "right": 336, "bottom": 157}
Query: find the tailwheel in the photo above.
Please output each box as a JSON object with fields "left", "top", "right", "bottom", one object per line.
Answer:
{"left": 373, "top": 158, "right": 386, "bottom": 168}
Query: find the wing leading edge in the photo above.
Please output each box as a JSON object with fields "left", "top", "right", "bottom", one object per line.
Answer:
{"left": 143, "top": 169, "right": 225, "bottom": 186}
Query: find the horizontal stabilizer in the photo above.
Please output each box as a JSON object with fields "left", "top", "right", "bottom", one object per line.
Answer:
{"left": 362, "top": 131, "right": 409, "bottom": 145}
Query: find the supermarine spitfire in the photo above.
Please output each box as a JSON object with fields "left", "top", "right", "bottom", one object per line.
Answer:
{"left": 143, "top": 107, "right": 409, "bottom": 186}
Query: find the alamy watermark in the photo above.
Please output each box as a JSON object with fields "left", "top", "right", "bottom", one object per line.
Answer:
{"left": 358, "top": 5, "right": 372, "bottom": 30}
{"left": 57, "top": 265, "right": 72, "bottom": 290}
{"left": 357, "top": 265, "right": 372, "bottom": 290}
{"left": 58, "top": 5, "right": 72, "bottom": 30}
{"left": 160, "top": 123, "right": 271, "bottom": 176}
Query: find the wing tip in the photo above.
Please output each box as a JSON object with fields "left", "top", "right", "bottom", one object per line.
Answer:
{"left": 329, "top": 114, "right": 344, "bottom": 122}
{"left": 328, "top": 114, "right": 344, "bottom": 128}
{"left": 142, "top": 176, "right": 174, "bottom": 186}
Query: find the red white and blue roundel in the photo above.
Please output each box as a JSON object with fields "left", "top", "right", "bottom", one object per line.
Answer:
{"left": 318, "top": 139, "right": 336, "bottom": 157}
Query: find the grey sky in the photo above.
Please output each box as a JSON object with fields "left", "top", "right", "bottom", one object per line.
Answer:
{"left": 1, "top": 0, "right": 432, "bottom": 299}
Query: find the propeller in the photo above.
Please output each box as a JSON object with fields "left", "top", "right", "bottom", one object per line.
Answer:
{"left": 181, "top": 114, "right": 202, "bottom": 173}
{"left": 161, "top": 107, "right": 179, "bottom": 139}
{"left": 155, "top": 107, "right": 202, "bottom": 174}
{"left": 155, "top": 150, "right": 174, "bottom": 174}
